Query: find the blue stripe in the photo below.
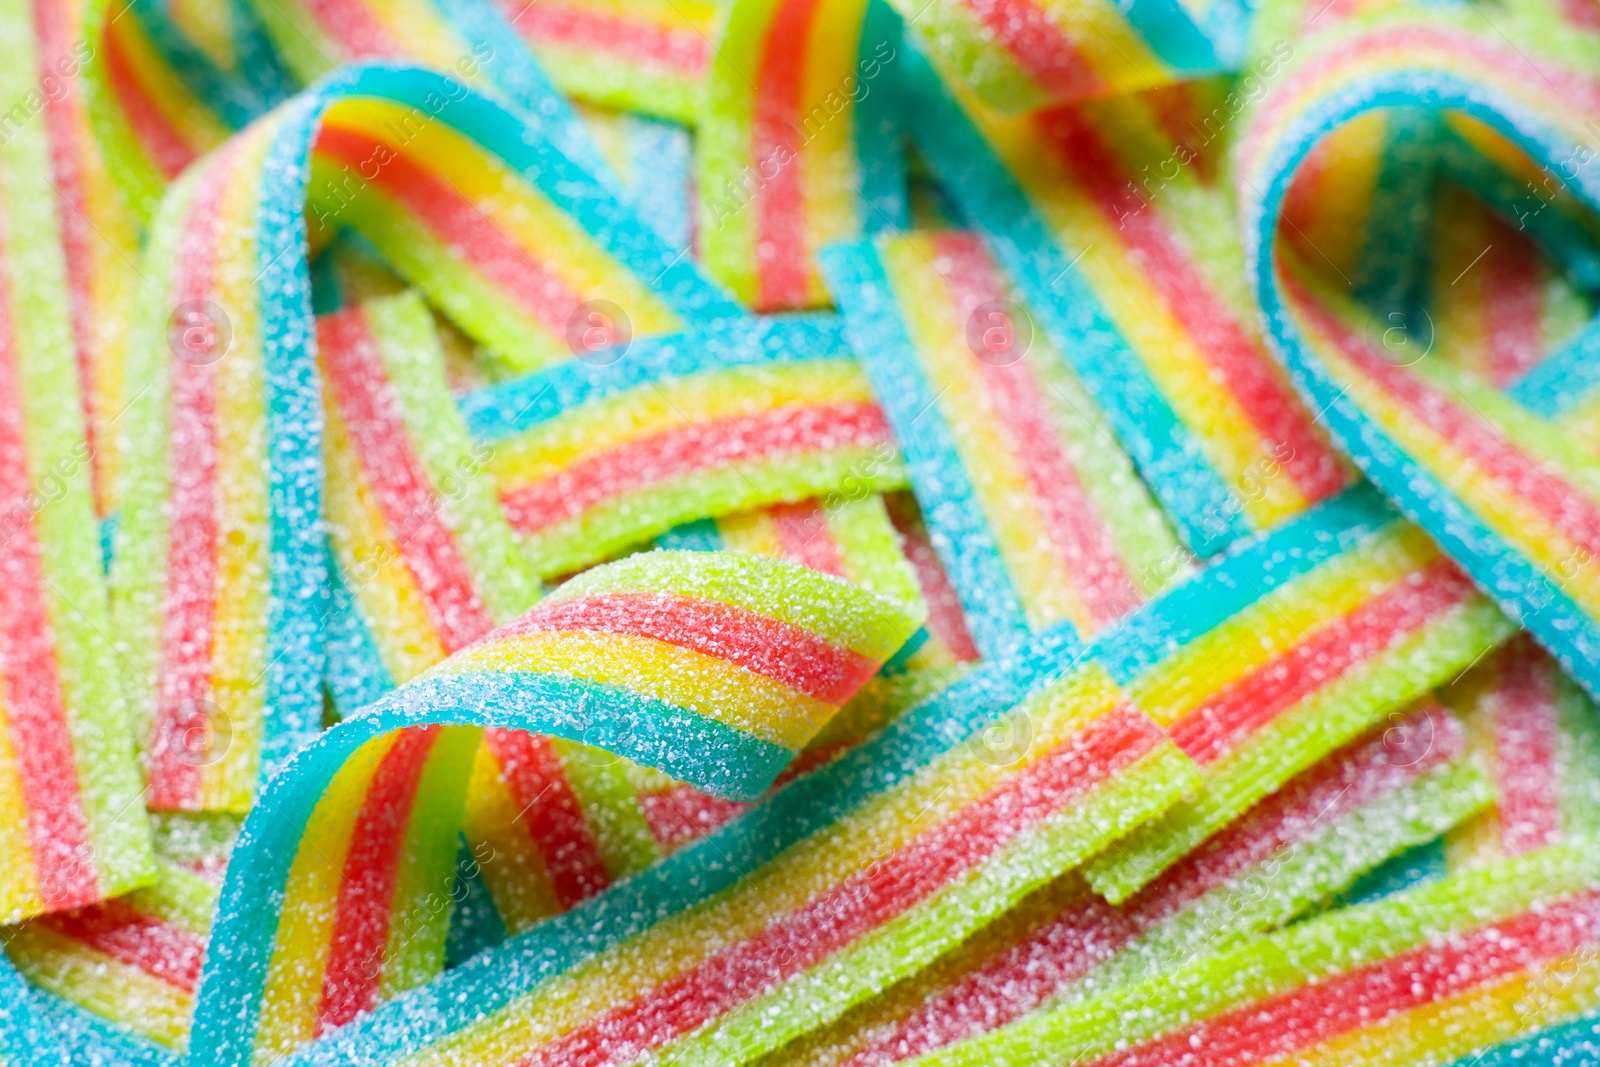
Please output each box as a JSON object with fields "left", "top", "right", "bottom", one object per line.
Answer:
{"left": 457, "top": 313, "right": 850, "bottom": 441}
{"left": 1120, "top": 0, "right": 1221, "bottom": 73}
{"left": 257, "top": 94, "right": 329, "bottom": 777}
{"left": 655, "top": 517, "right": 727, "bottom": 552}
{"left": 853, "top": 0, "right": 911, "bottom": 235}
{"left": 820, "top": 240, "right": 1035, "bottom": 659}
{"left": 901, "top": 48, "right": 1250, "bottom": 557}
{"left": 1094, "top": 483, "right": 1400, "bottom": 684}
{"left": 1507, "top": 319, "right": 1600, "bottom": 418}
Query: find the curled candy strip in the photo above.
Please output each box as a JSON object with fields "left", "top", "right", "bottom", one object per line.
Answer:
{"left": 1238, "top": 11, "right": 1600, "bottom": 698}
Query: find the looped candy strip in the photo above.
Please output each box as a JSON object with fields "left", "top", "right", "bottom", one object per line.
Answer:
{"left": 108, "top": 63, "right": 738, "bottom": 813}
{"left": 1238, "top": 7, "right": 1600, "bottom": 699}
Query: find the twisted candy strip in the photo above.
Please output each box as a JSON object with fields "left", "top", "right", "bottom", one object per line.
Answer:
{"left": 192, "top": 548, "right": 925, "bottom": 1066}
{"left": 1237, "top": 9, "right": 1600, "bottom": 698}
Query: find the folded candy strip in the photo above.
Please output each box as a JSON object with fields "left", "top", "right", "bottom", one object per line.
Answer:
{"left": 81, "top": 0, "right": 293, "bottom": 216}
{"left": 697, "top": 0, "right": 907, "bottom": 310}
{"left": 458, "top": 314, "right": 909, "bottom": 579}
{"left": 0, "top": 0, "right": 156, "bottom": 924}
{"left": 108, "top": 64, "right": 733, "bottom": 812}
{"left": 27, "top": 0, "right": 142, "bottom": 519}
{"left": 1238, "top": 8, "right": 1600, "bottom": 699}
{"left": 187, "top": 549, "right": 931, "bottom": 1067}
{"left": 822, "top": 230, "right": 1192, "bottom": 657}
{"left": 900, "top": 49, "right": 1351, "bottom": 557}
{"left": 4, "top": 860, "right": 216, "bottom": 1053}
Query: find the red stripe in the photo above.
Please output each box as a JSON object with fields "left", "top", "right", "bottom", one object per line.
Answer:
{"left": 0, "top": 197, "right": 97, "bottom": 909}
{"left": 483, "top": 729, "right": 611, "bottom": 910}
{"left": 1493, "top": 637, "right": 1563, "bottom": 855}
{"left": 101, "top": 21, "right": 197, "bottom": 180}
{"left": 1039, "top": 108, "right": 1349, "bottom": 507}
{"left": 841, "top": 704, "right": 1462, "bottom": 1065}
{"left": 1562, "top": 0, "right": 1600, "bottom": 28}
{"left": 507, "top": 0, "right": 710, "bottom": 73}
{"left": 300, "top": 0, "right": 399, "bottom": 58}
{"left": 513, "top": 706, "right": 1166, "bottom": 1067}
{"left": 954, "top": 0, "right": 1101, "bottom": 99}
{"left": 312, "top": 126, "right": 585, "bottom": 337}
{"left": 512, "top": 591, "right": 878, "bottom": 706}
{"left": 885, "top": 496, "right": 981, "bottom": 663}
{"left": 751, "top": 0, "right": 823, "bottom": 311}
{"left": 1166, "top": 559, "right": 1476, "bottom": 763}
{"left": 148, "top": 145, "right": 237, "bottom": 810}
{"left": 1481, "top": 217, "right": 1546, "bottom": 388}
{"left": 768, "top": 501, "right": 847, "bottom": 576}
{"left": 319, "top": 308, "right": 493, "bottom": 653}
{"left": 497, "top": 400, "right": 893, "bottom": 534}
{"left": 637, "top": 785, "right": 749, "bottom": 850}
{"left": 1087, "top": 890, "right": 1600, "bottom": 1067}
{"left": 933, "top": 232, "right": 1143, "bottom": 628}
{"left": 317, "top": 726, "right": 440, "bottom": 1031}
{"left": 1284, "top": 270, "right": 1600, "bottom": 564}
{"left": 41, "top": 899, "right": 207, "bottom": 992}
{"left": 844, "top": 895, "right": 1133, "bottom": 1067}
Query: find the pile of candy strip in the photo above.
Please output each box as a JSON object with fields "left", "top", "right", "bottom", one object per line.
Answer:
{"left": 3, "top": 0, "right": 1600, "bottom": 1064}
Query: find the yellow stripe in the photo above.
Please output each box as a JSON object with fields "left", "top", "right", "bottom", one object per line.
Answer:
{"left": 7, "top": 923, "right": 194, "bottom": 1050}
{"left": 796, "top": 0, "right": 867, "bottom": 308}
{"left": 461, "top": 746, "right": 564, "bottom": 936}
{"left": 206, "top": 133, "right": 274, "bottom": 811}
{"left": 255, "top": 734, "right": 396, "bottom": 1059}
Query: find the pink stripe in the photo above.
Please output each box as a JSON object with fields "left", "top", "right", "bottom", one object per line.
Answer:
{"left": 750, "top": 0, "right": 823, "bottom": 310}
{"left": 508, "top": 1, "right": 710, "bottom": 73}
{"left": 0, "top": 192, "right": 97, "bottom": 909}
{"left": 498, "top": 401, "right": 893, "bottom": 535}
{"left": 768, "top": 501, "right": 847, "bottom": 576}
{"left": 955, "top": 0, "right": 1101, "bottom": 99}
{"left": 148, "top": 146, "right": 239, "bottom": 809}
{"left": 1481, "top": 220, "right": 1545, "bottom": 388}
{"left": 33, "top": 0, "right": 102, "bottom": 508}
{"left": 299, "top": 0, "right": 399, "bottom": 58}
{"left": 1492, "top": 638, "right": 1563, "bottom": 854}
{"left": 932, "top": 232, "right": 1143, "bottom": 628}
{"left": 319, "top": 307, "right": 493, "bottom": 653}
